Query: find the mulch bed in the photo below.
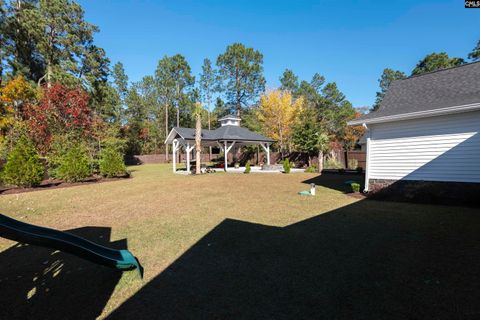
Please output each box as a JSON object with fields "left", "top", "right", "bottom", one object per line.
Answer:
{"left": 347, "top": 192, "right": 367, "bottom": 200}
{"left": 0, "top": 175, "right": 130, "bottom": 196}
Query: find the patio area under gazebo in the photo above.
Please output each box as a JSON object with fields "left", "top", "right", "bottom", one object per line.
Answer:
{"left": 164, "top": 115, "right": 276, "bottom": 174}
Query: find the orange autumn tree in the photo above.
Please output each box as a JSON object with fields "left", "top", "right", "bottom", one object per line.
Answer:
{"left": 0, "top": 76, "right": 38, "bottom": 139}
{"left": 257, "top": 89, "right": 304, "bottom": 157}
{"left": 343, "top": 111, "right": 366, "bottom": 151}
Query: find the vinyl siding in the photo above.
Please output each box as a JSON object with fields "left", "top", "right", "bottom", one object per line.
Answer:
{"left": 368, "top": 111, "right": 480, "bottom": 183}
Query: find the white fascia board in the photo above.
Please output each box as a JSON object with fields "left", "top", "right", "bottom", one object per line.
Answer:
{"left": 164, "top": 128, "right": 184, "bottom": 144}
{"left": 348, "top": 102, "right": 480, "bottom": 126}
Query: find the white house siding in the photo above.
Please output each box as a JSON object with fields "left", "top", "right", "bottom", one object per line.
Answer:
{"left": 368, "top": 110, "right": 480, "bottom": 183}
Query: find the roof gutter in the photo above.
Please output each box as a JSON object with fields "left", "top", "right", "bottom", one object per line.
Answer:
{"left": 348, "top": 102, "right": 480, "bottom": 126}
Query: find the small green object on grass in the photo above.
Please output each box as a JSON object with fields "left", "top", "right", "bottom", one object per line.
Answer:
{"left": 298, "top": 190, "right": 313, "bottom": 196}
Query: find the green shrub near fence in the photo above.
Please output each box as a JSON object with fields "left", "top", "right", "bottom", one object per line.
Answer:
{"left": 56, "top": 144, "right": 92, "bottom": 182}
{"left": 244, "top": 160, "right": 251, "bottom": 174}
{"left": 99, "top": 147, "right": 127, "bottom": 178}
{"left": 1, "top": 137, "right": 44, "bottom": 187}
{"left": 283, "top": 158, "right": 291, "bottom": 173}
{"left": 351, "top": 182, "right": 361, "bottom": 193}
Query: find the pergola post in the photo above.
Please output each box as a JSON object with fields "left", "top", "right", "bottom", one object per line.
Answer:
{"left": 185, "top": 142, "right": 195, "bottom": 174}
{"left": 259, "top": 143, "right": 271, "bottom": 165}
{"left": 224, "top": 141, "right": 227, "bottom": 171}
{"left": 220, "top": 141, "right": 236, "bottom": 172}
{"left": 266, "top": 143, "right": 270, "bottom": 165}
{"left": 186, "top": 142, "right": 191, "bottom": 174}
{"left": 172, "top": 139, "right": 179, "bottom": 173}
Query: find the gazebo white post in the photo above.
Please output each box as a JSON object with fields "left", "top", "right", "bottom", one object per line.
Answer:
{"left": 172, "top": 139, "right": 178, "bottom": 173}
{"left": 224, "top": 141, "right": 228, "bottom": 172}
{"left": 221, "top": 141, "right": 236, "bottom": 172}
{"left": 259, "top": 142, "right": 271, "bottom": 165}
{"left": 266, "top": 143, "right": 271, "bottom": 165}
{"left": 186, "top": 142, "right": 191, "bottom": 174}
{"left": 185, "top": 142, "right": 195, "bottom": 174}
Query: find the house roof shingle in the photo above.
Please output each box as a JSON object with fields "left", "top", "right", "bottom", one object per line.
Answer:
{"left": 353, "top": 61, "right": 480, "bottom": 124}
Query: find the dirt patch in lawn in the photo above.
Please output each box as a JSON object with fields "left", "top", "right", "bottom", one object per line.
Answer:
{"left": 0, "top": 175, "right": 130, "bottom": 195}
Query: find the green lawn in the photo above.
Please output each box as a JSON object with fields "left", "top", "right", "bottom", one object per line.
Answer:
{"left": 1, "top": 164, "right": 479, "bottom": 319}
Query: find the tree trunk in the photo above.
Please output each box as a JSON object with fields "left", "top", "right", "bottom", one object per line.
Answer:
{"left": 318, "top": 150, "right": 324, "bottom": 175}
{"left": 235, "top": 66, "right": 241, "bottom": 116}
{"left": 176, "top": 83, "right": 180, "bottom": 127}
{"left": 208, "top": 110, "right": 212, "bottom": 160}
{"left": 177, "top": 108, "right": 180, "bottom": 128}
{"left": 47, "top": 62, "right": 52, "bottom": 88}
{"left": 165, "top": 104, "right": 169, "bottom": 161}
{"left": 308, "top": 155, "right": 312, "bottom": 168}
{"left": 195, "top": 114, "right": 202, "bottom": 174}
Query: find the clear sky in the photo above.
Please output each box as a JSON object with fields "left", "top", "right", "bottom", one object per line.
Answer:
{"left": 78, "top": 0, "right": 479, "bottom": 108}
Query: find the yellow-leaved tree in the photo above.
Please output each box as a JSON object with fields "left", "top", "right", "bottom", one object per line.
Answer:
{"left": 0, "top": 76, "right": 37, "bottom": 140}
{"left": 257, "top": 90, "right": 303, "bottom": 156}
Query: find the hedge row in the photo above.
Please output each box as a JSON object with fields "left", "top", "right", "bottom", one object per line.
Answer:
{"left": 1, "top": 137, "right": 127, "bottom": 187}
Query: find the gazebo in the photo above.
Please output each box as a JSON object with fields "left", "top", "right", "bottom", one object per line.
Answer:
{"left": 164, "top": 115, "right": 274, "bottom": 173}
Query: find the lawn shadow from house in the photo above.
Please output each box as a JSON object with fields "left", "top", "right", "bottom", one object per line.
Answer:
{"left": 108, "top": 196, "right": 480, "bottom": 319}
{"left": 302, "top": 172, "right": 365, "bottom": 193}
{"left": 0, "top": 226, "right": 124, "bottom": 320}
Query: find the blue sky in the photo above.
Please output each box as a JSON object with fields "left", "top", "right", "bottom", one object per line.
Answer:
{"left": 79, "top": 0, "right": 479, "bottom": 107}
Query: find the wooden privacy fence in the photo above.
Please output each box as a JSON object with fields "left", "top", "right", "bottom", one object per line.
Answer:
{"left": 344, "top": 151, "right": 366, "bottom": 169}
{"left": 127, "top": 150, "right": 366, "bottom": 169}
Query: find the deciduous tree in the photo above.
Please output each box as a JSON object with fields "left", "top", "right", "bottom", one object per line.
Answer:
{"left": 24, "top": 83, "right": 93, "bottom": 152}
{"left": 257, "top": 90, "right": 303, "bottom": 156}
{"left": 342, "top": 111, "right": 366, "bottom": 151}
{"left": 0, "top": 76, "right": 37, "bottom": 138}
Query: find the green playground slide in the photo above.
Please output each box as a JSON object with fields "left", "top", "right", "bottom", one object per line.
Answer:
{"left": 0, "top": 214, "right": 143, "bottom": 278}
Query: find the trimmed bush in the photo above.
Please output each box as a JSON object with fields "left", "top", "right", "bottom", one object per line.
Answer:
{"left": 324, "top": 158, "right": 342, "bottom": 169}
{"left": 348, "top": 159, "right": 358, "bottom": 170}
{"left": 351, "top": 182, "right": 361, "bottom": 193}
{"left": 99, "top": 147, "right": 127, "bottom": 178}
{"left": 56, "top": 145, "right": 92, "bottom": 182}
{"left": 1, "top": 137, "right": 44, "bottom": 187}
{"left": 283, "top": 158, "right": 291, "bottom": 173}
{"left": 244, "top": 160, "right": 251, "bottom": 174}
{"left": 305, "top": 165, "right": 317, "bottom": 173}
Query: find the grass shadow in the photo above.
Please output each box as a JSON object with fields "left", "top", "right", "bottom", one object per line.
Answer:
{"left": 0, "top": 226, "right": 124, "bottom": 319}
{"left": 108, "top": 198, "right": 480, "bottom": 319}
{"left": 302, "top": 172, "right": 365, "bottom": 193}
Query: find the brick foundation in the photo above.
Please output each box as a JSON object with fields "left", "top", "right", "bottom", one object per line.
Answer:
{"left": 367, "top": 179, "right": 480, "bottom": 207}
